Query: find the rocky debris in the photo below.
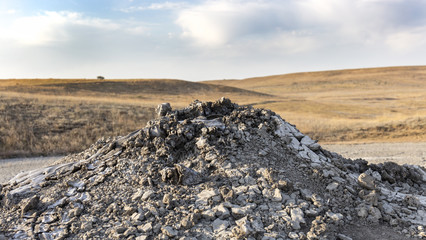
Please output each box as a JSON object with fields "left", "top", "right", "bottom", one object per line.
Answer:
{"left": 1, "top": 98, "right": 425, "bottom": 239}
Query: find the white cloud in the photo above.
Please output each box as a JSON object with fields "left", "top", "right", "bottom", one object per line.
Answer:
{"left": 176, "top": 1, "right": 291, "bottom": 47}
{"left": 121, "top": 1, "right": 186, "bottom": 12}
{"left": 385, "top": 27, "right": 426, "bottom": 53}
{"left": 175, "top": 0, "right": 426, "bottom": 53}
{"left": 2, "top": 11, "right": 146, "bottom": 46}
{"left": 7, "top": 9, "right": 16, "bottom": 14}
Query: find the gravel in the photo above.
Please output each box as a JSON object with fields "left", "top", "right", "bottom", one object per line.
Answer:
{"left": 0, "top": 98, "right": 425, "bottom": 239}
{"left": 2, "top": 144, "right": 424, "bottom": 185}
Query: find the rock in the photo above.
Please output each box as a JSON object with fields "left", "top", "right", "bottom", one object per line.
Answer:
{"left": 123, "top": 205, "right": 137, "bottom": 215}
{"left": 196, "top": 189, "right": 218, "bottom": 206}
{"left": 404, "top": 195, "right": 420, "bottom": 208}
{"left": 326, "top": 211, "right": 344, "bottom": 222}
{"left": 21, "top": 195, "right": 39, "bottom": 215}
{"left": 131, "top": 212, "right": 145, "bottom": 222}
{"left": 114, "top": 226, "right": 127, "bottom": 234}
{"left": 69, "top": 206, "right": 83, "bottom": 218}
{"left": 300, "top": 135, "right": 320, "bottom": 151}
{"left": 163, "top": 193, "right": 172, "bottom": 205}
{"left": 234, "top": 216, "right": 253, "bottom": 237}
{"left": 290, "top": 208, "right": 305, "bottom": 230}
{"left": 132, "top": 189, "right": 144, "bottom": 201}
{"left": 357, "top": 205, "right": 369, "bottom": 218}
{"left": 359, "top": 190, "right": 378, "bottom": 206}
{"left": 231, "top": 204, "right": 255, "bottom": 219}
{"left": 202, "top": 208, "right": 216, "bottom": 220}
{"left": 175, "top": 164, "right": 203, "bottom": 186}
{"left": 262, "top": 188, "right": 282, "bottom": 202}
{"left": 156, "top": 103, "right": 172, "bottom": 117}
{"left": 141, "top": 190, "right": 154, "bottom": 201}
{"left": 140, "top": 222, "right": 153, "bottom": 233}
{"left": 136, "top": 235, "right": 148, "bottom": 240}
{"left": 161, "top": 226, "right": 178, "bottom": 237}
{"left": 81, "top": 221, "right": 93, "bottom": 231}
{"left": 326, "top": 182, "right": 339, "bottom": 192}
{"left": 367, "top": 206, "right": 382, "bottom": 223}
{"left": 214, "top": 204, "right": 230, "bottom": 219}
{"left": 288, "top": 232, "right": 299, "bottom": 239}
{"left": 212, "top": 218, "right": 230, "bottom": 232}
{"left": 358, "top": 173, "right": 376, "bottom": 190}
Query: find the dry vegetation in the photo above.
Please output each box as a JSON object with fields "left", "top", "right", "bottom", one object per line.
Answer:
{"left": 206, "top": 66, "right": 426, "bottom": 143}
{"left": 0, "top": 95, "right": 155, "bottom": 158}
{"left": 1, "top": 66, "right": 425, "bottom": 158}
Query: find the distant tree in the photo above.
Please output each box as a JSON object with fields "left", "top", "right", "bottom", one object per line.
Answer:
{"left": 97, "top": 76, "right": 105, "bottom": 80}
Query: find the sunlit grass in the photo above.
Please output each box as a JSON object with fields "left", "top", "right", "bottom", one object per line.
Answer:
{"left": 0, "top": 66, "right": 425, "bottom": 158}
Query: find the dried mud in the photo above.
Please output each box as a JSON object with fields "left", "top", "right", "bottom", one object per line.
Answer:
{"left": 0, "top": 99, "right": 425, "bottom": 240}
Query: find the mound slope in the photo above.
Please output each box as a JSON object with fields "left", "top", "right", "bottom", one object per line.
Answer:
{"left": 0, "top": 98, "right": 425, "bottom": 239}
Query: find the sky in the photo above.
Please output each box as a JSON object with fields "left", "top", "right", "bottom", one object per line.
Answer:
{"left": 0, "top": 0, "right": 426, "bottom": 81}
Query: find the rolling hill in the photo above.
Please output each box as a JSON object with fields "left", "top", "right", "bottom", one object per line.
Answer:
{"left": 204, "top": 66, "right": 426, "bottom": 143}
{"left": 0, "top": 66, "right": 425, "bottom": 158}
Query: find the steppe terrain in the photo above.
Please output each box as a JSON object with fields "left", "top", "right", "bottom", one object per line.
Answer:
{"left": 0, "top": 66, "right": 425, "bottom": 158}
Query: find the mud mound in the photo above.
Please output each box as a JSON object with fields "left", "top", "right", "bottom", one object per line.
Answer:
{"left": 1, "top": 98, "right": 425, "bottom": 239}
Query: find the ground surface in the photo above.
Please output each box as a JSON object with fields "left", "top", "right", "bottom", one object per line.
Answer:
{"left": 323, "top": 142, "right": 426, "bottom": 167}
{"left": 0, "top": 156, "right": 62, "bottom": 183}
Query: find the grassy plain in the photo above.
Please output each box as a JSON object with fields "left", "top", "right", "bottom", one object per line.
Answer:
{"left": 206, "top": 66, "right": 426, "bottom": 143}
{"left": 1, "top": 66, "right": 425, "bottom": 158}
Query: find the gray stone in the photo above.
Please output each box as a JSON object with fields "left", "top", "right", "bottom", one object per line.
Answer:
{"left": 140, "top": 222, "right": 153, "bottom": 233}
{"left": 326, "top": 211, "right": 344, "bottom": 222}
{"left": 214, "top": 204, "right": 230, "bottom": 219}
{"left": 290, "top": 208, "right": 305, "bottom": 230}
{"left": 212, "top": 218, "right": 229, "bottom": 232}
{"left": 326, "top": 182, "right": 339, "bottom": 191}
{"left": 288, "top": 232, "right": 299, "bottom": 239}
{"left": 175, "top": 164, "right": 203, "bottom": 186}
{"left": 357, "top": 205, "right": 369, "bottom": 218}
{"left": 234, "top": 216, "right": 253, "bottom": 237}
{"left": 196, "top": 189, "right": 218, "bottom": 206}
{"left": 161, "top": 226, "right": 178, "bottom": 237}
{"left": 156, "top": 103, "right": 172, "bottom": 117}
{"left": 367, "top": 206, "right": 382, "bottom": 223}
{"left": 21, "top": 195, "right": 39, "bottom": 214}
{"left": 202, "top": 208, "right": 216, "bottom": 220}
{"left": 163, "top": 193, "right": 172, "bottom": 205}
{"left": 141, "top": 190, "right": 154, "bottom": 201}
{"left": 131, "top": 212, "right": 145, "bottom": 222}
{"left": 358, "top": 173, "right": 375, "bottom": 190}
{"left": 136, "top": 235, "right": 149, "bottom": 240}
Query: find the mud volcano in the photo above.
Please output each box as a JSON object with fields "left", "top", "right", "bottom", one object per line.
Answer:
{"left": 1, "top": 98, "right": 425, "bottom": 239}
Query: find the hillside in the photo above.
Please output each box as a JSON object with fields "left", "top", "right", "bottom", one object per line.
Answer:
{"left": 0, "top": 78, "right": 270, "bottom": 158}
{"left": 205, "top": 66, "right": 426, "bottom": 94}
{"left": 0, "top": 66, "right": 425, "bottom": 158}
{"left": 0, "top": 78, "right": 270, "bottom": 107}
{"left": 205, "top": 66, "right": 426, "bottom": 143}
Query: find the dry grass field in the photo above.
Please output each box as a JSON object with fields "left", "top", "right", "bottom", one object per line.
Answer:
{"left": 1, "top": 66, "right": 425, "bottom": 158}
{"left": 206, "top": 66, "right": 426, "bottom": 143}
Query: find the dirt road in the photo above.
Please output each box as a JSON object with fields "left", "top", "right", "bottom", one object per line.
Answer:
{"left": 323, "top": 142, "right": 426, "bottom": 167}
{"left": 0, "top": 156, "right": 62, "bottom": 183}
